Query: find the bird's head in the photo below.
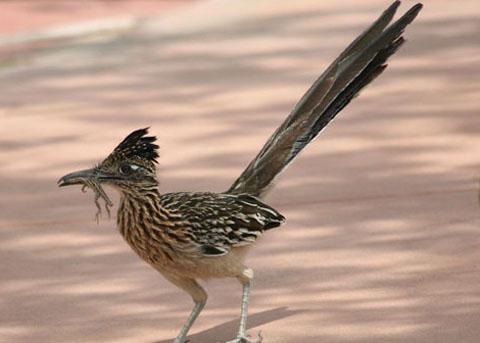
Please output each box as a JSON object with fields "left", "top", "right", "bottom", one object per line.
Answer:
{"left": 58, "top": 128, "right": 159, "bottom": 194}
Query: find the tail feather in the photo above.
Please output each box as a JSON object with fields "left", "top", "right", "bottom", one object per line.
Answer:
{"left": 227, "top": 1, "right": 422, "bottom": 197}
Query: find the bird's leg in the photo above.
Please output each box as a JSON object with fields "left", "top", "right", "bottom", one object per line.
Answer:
{"left": 174, "top": 300, "right": 206, "bottom": 343}
{"left": 226, "top": 268, "right": 262, "bottom": 343}
{"left": 161, "top": 274, "right": 208, "bottom": 343}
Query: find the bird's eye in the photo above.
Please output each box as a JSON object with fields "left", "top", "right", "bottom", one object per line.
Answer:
{"left": 119, "top": 164, "right": 140, "bottom": 174}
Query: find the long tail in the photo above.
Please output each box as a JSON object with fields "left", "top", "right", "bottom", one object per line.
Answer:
{"left": 227, "top": 1, "right": 422, "bottom": 197}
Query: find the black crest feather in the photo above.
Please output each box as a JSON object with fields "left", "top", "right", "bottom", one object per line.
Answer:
{"left": 114, "top": 128, "right": 159, "bottom": 162}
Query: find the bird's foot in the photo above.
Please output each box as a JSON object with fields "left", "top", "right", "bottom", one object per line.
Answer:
{"left": 225, "top": 331, "right": 263, "bottom": 343}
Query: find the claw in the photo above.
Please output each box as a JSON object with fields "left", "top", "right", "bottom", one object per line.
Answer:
{"left": 225, "top": 331, "right": 263, "bottom": 343}
{"left": 93, "top": 191, "right": 102, "bottom": 223}
{"left": 79, "top": 178, "right": 113, "bottom": 223}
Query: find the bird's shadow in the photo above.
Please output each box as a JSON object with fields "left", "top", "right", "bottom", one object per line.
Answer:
{"left": 154, "top": 306, "right": 306, "bottom": 343}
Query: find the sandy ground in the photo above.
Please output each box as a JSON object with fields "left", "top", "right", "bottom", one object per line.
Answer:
{"left": 1, "top": 0, "right": 480, "bottom": 342}
{"left": 0, "top": 1, "right": 194, "bottom": 35}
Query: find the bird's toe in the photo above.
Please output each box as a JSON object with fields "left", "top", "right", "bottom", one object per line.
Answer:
{"left": 225, "top": 331, "right": 263, "bottom": 343}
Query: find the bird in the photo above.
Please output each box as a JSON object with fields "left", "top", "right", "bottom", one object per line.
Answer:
{"left": 58, "top": 2, "right": 422, "bottom": 342}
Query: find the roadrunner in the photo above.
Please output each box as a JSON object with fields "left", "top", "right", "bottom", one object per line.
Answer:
{"left": 58, "top": 2, "right": 422, "bottom": 342}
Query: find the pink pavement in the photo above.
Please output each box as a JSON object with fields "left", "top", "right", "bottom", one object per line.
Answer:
{"left": 0, "top": 0, "right": 195, "bottom": 35}
{"left": 1, "top": 1, "right": 480, "bottom": 342}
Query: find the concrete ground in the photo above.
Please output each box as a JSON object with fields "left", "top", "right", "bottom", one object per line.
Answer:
{"left": 0, "top": 1, "right": 192, "bottom": 35}
{"left": 1, "top": 0, "right": 480, "bottom": 342}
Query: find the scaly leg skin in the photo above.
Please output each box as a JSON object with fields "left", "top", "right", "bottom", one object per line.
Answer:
{"left": 163, "top": 276, "right": 208, "bottom": 343}
{"left": 226, "top": 269, "right": 263, "bottom": 343}
{"left": 225, "top": 332, "right": 263, "bottom": 343}
{"left": 173, "top": 300, "right": 206, "bottom": 343}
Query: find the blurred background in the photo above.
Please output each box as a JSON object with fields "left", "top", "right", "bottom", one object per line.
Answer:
{"left": 1, "top": 1, "right": 480, "bottom": 342}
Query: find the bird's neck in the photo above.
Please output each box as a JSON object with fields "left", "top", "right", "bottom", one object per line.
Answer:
{"left": 116, "top": 185, "right": 177, "bottom": 266}
{"left": 117, "top": 183, "right": 161, "bottom": 206}
{"left": 116, "top": 184, "right": 163, "bottom": 227}
{"left": 117, "top": 184, "right": 164, "bottom": 234}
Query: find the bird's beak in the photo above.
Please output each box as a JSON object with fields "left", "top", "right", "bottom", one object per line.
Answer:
{"left": 58, "top": 168, "right": 97, "bottom": 187}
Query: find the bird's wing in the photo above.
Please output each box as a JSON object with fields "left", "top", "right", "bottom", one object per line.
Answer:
{"left": 161, "top": 192, "right": 284, "bottom": 256}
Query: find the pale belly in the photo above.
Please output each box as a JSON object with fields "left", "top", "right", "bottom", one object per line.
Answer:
{"left": 122, "top": 229, "right": 251, "bottom": 280}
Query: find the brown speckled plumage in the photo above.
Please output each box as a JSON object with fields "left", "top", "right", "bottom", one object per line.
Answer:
{"left": 58, "top": 3, "right": 422, "bottom": 342}
{"left": 117, "top": 188, "right": 284, "bottom": 279}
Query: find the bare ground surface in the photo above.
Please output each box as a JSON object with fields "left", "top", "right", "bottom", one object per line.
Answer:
{"left": 0, "top": 0, "right": 194, "bottom": 35}
{"left": 1, "top": 0, "right": 480, "bottom": 342}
